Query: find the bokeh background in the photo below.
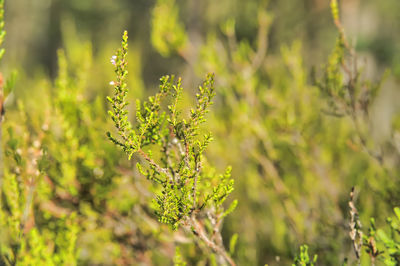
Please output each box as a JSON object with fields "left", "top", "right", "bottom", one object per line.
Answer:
{"left": 6, "top": 0, "right": 400, "bottom": 82}
{"left": 2, "top": 0, "right": 400, "bottom": 265}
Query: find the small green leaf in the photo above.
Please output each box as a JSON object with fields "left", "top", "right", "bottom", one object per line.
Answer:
{"left": 229, "top": 233, "right": 238, "bottom": 255}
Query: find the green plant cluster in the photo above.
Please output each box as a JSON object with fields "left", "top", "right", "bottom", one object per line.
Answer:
{"left": 149, "top": 0, "right": 400, "bottom": 264}
{"left": 107, "top": 31, "right": 236, "bottom": 264}
{"left": 0, "top": 12, "right": 168, "bottom": 265}
{"left": 151, "top": 0, "right": 187, "bottom": 57}
{"left": 363, "top": 208, "right": 400, "bottom": 265}
{"left": 292, "top": 245, "right": 318, "bottom": 266}
{"left": 0, "top": 0, "right": 400, "bottom": 265}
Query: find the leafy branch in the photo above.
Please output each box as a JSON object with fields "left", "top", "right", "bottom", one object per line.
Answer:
{"left": 107, "top": 31, "right": 237, "bottom": 265}
{"left": 313, "top": 0, "right": 389, "bottom": 166}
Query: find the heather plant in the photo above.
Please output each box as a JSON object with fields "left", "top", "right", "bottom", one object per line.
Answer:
{"left": 314, "top": 0, "right": 390, "bottom": 165}
{"left": 365, "top": 208, "right": 400, "bottom": 265}
{"left": 306, "top": 1, "right": 400, "bottom": 264}
{"left": 0, "top": 0, "right": 399, "bottom": 265}
{"left": 315, "top": 3, "right": 400, "bottom": 263}
{"left": 345, "top": 187, "right": 400, "bottom": 265}
{"left": 107, "top": 30, "right": 237, "bottom": 265}
{"left": 151, "top": 0, "right": 187, "bottom": 58}
{"left": 0, "top": 115, "right": 79, "bottom": 265}
{"left": 151, "top": 0, "right": 344, "bottom": 263}
{"left": 0, "top": 3, "right": 80, "bottom": 265}
{"left": 150, "top": 0, "right": 400, "bottom": 264}
{"left": 0, "top": 18, "right": 168, "bottom": 265}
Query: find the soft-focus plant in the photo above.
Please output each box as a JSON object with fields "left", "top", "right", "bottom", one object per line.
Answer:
{"left": 365, "top": 207, "right": 400, "bottom": 265}
{"left": 150, "top": 0, "right": 400, "bottom": 264}
{"left": 151, "top": 0, "right": 187, "bottom": 58}
{"left": 346, "top": 187, "right": 400, "bottom": 265}
{"left": 0, "top": 4, "right": 79, "bottom": 262}
{"left": 0, "top": 16, "right": 170, "bottom": 265}
{"left": 292, "top": 245, "right": 318, "bottom": 266}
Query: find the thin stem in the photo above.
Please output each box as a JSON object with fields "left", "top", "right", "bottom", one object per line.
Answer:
{"left": 138, "top": 149, "right": 172, "bottom": 180}
{"left": 251, "top": 10, "right": 270, "bottom": 72}
{"left": 188, "top": 216, "right": 236, "bottom": 266}
{"left": 349, "top": 187, "right": 362, "bottom": 265}
{"left": 330, "top": 4, "right": 386, "bottom": 167}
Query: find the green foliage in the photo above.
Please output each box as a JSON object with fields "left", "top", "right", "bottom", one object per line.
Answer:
{"left": 0, "top": 127, "right": 79, "bottom": 265}
{"left": 292, "top": 245, "right": 317, "bottom": 266}
{"left": 147, "top": 0, "right": 400, "bottom": 264}
{"left": 362, "top": 208, "right": 400, "bottom": 265}
{"left": 1, "top": 22, "right": 165, "bottom": 265}
{"left": 151, "top": 0, "right": 187, "bottom": 57}
{"left": 1, "top": 0, "right": 400, "bottom": 265}
{"left": 229, "top": 233, "right": 238, "bottom": 255}
{"left": 3, "top": 70, "right": 17, "bottom": 98}
{"left": 108, "top": 31, "right": 234, "bottom": 228}
{"left": 108, "top": 31, "right": 236, "bottom": 264}
{"left": 173, "top": 247, "right": 187, "bottom": 266}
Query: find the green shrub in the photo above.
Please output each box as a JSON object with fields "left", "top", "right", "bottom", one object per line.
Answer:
{"left": 0, "top": 0, "right": 400, "bottom": 265}
{"left": 107, "top": 30, "right": 236, "bottom": 265}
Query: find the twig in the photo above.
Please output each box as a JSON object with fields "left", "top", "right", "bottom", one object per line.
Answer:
{"left": 208, "top": 211, "right": 224, "bottom": 248}
{"left": 138, "top": 149, "right": 172, "bottom": 180}
{"left": 349, "top": 187, "right": 362, "bottom": 265}
{"left": 330, "top": 1, "right": 385, "bottom": 167}
{"left": 188, "top": 216, "right": 236, "bottom": 266}
{"left": 191, "top": 152, "right": 203, "bottom": 209}
{"left": 251, "top": 9, "right": 271, "bottom": 71}
{"left": 161, "top": 135, "right": 176, "bottom": 180}
{"left": 349, "top": 112, "right": 384, "bottom": 165}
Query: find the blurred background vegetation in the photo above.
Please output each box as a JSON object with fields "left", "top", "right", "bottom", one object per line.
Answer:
{"left": 2, "top": 0, "right": 400, "bottom": 265}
